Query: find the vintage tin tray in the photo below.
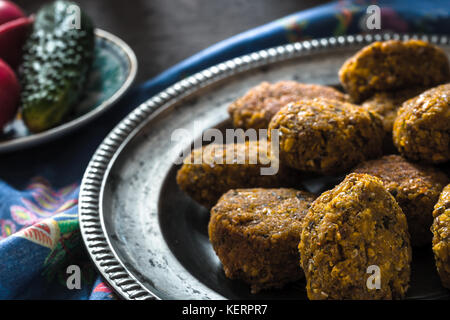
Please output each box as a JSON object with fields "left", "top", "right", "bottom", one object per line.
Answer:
{"left": 79, "top": 33, "right": 450, "bottom": 300}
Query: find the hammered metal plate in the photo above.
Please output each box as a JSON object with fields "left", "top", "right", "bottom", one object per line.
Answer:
{"left": 79, "top": 34, "right": 450, "bottom": 300}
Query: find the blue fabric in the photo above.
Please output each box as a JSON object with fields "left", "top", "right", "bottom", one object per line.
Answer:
{"left": 0, "top": 0, "right": 449, "bottom": 299}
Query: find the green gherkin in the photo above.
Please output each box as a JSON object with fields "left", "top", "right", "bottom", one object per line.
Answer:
{"left": 20, "top": 0, "right": 94, "bottom": 133}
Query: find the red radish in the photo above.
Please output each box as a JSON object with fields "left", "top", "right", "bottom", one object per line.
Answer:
{"left": 0, "top": 0, "right": 24, "bottom": 26}
{"left": 0, "top": 58, "right": 20, "bottom": 130}
{"left": 0, "top": 16, "right": 33, "bottom": 69}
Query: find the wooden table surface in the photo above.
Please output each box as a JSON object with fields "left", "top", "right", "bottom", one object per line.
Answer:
{"left": 16, "top": 0, "right": 329, "bottom": 83}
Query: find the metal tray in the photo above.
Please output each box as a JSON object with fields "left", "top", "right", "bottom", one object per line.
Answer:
{"left": 79, "top": 33, "right": 450, "bottom": 300}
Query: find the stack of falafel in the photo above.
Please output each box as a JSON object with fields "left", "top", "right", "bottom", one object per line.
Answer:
{"left": 176, "top": 39, "right": 450, "bottom": 299}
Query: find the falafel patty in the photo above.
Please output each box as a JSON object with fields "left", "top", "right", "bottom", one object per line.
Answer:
{"left": 176, "top": 140, "right": 300, "bottom": 208}
{"left": 431, "top": 184, "right": 450, "bottom": 289}
{"left": 268, "top": 98, "right": 384, "bottom": 175}
{"left": 209, "top": 188, "right": 316, "bottom": 293}
{"left": 339, "top": 40, "right": 450, "bottom": 102}
{"left": 393, "top": 83, "right": 450, "bottom": 164}
{"left": 228, "top": 81, "right": 347, "bottom": 130}
{"left": 353, "top": 155, "right": 448, "bottom": 247}
{"left": 299, "top": 173, "right": 412, "bottom": 300}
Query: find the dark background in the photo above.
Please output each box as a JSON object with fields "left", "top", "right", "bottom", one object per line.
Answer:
{"left": 16, "top": 0, "right": 329, "bottom": 83}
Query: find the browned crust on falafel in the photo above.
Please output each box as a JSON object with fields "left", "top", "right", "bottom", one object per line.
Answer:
{"left": 353, "top": 155, "right": 448, "bottom": 247}
{"left": 361, "top": 87, "right": 425, "bottom": 133}
{"left": 393, "top": 83, "right": 450, "bottom": 164}
{"left": 209, "top": 188, "right": 316, "bottom": 293}
{"left": 176, "top": 140, "right": 301, "bottom": 208}
{"left": 299, "top": 173, "right": 412, "bottom": 300}
{"left": 339, "top": 40, "right": 450, "bottom": 102}
{"left": 268, "top": 98, "right": 384, "bottom": 175}
{"left": 228, "top": 81, "right": 347, "bottom": 130}
{"left": 431, "top": 184, "right": 450, "bottom": 289}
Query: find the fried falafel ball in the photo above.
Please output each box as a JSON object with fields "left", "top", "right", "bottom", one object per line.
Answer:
{"left": 268, "top": 98, "right": 384, "bottom": 175}
{"left": 299, "top": 173, "right": 412, "bottom": 300}
{"left": 339, "top": 40, "right": 450, "bottom": 102}
{"left": 393, "top": 83, "right": 450, "bottom": 164}
{"left": 353, "top": 155, "right": 448, "bottom": 247}
{"left": 176, "top": 140, "right": 300, "bottom": 208}
{"left": 361, "top": 88, "right": 426, "bottom": 153}
{"left": 361, "top": 87, "right": 425, "bottom": 134}
{"left": 228, "top": 81, "right": 347, "bottom": 130}
{"left": 209, "top": 188, "right": 316, "bottom": 293}
{"left": 431, "top": 184, "right": 450, "bottom": 289}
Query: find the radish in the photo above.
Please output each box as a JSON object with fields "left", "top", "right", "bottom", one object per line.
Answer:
{"left": 0, "top": 16, "right": 33, "bottom": 69}
{"left": 0, "top": 0, "right": 25, "bottom": 26}
{"left": 0, "top": 58, "right": 20, "bottom": 130}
